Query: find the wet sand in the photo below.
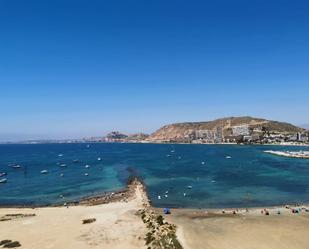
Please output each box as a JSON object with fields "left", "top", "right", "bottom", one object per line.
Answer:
{"left": 166, "top": 206, "right": 309, "bottom": 249}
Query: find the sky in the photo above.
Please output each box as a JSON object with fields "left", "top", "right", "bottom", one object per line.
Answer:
{"left": 0, "top": 0, "right": 309, "bottom": 141}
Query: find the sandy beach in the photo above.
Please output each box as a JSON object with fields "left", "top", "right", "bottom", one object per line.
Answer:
{"left": 166, "top": 206, "right": 309, "bottom": 249}
{"left": 0, "top": 181, "right": 148, "bottom": 249}
{"left": 2, "top": 181, "right": 309, "bottom": 249}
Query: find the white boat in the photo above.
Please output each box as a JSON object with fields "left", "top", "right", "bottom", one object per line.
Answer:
{"left": 60, "top": 164, "right": 67, "bottom": 167}
{"left": 183, "top": 193, "right": 186, "bottom": 197}
{"left": 0, "top": 172, "right": 7, "bottom": 177}
{"left": 41, "top": 170, "right": 48, "bottom": 174}
{"left": 164, "top": 194, "right": 168, "bottom": 198}
{"left": 60, "top": 173, "right": 64, "bottom": 177}
{"left": 0, "top": 178, "right": 7, "bottom": 183}
{"left": 86, "top": 145, "right": 90, "bottom": 148}
{"left": 201, "top": 161, "right": 205, "bottom": 165}
{"left": 187, "top": 185, "right": 192, "bottom": 189}
{"left": 12, "top": 165, "right": 21, "bottom": 169}
{"left": 226, "top": 156, "right": 232, "bottom": 159}
{"left": 58, "top": 154, "right": 63, "bottom": 157}
{"left": 157, "top": 195, "right": 161, "bottom": 200}
{"left": 85, "top": 165, "right": 90, "bottom": 168}
{"left": 85, "top": 173, "right": 89, "bottom": 176}
{"left": 97, "top": 157, "right": 102, "bottom": 161}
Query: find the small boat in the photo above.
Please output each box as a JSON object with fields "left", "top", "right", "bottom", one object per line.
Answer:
{"left": 60, "top": 164, "right": 67, "bottom": 167}
{"left": 12, "top": 165, "right": 21, "bottom": 169}
{"left": 157, "top": 195, "right": 161, "bottom": 200}
{"left": 85, "top": 173, "right": 89, "bottom": 176}
{"left": 178, "top": 156, "right": 182, "bottom": 160}
{"left": 183, "top": 193, "right": 186, "bottom": 197}
{"left": 201, "top": 161, "right": 205, "bottom": 165}
{"left": 187, "top": 185, "right": 192, "bottom": 189}
{"left": 226, "top": 156, "right": 232, "bottom": 159}
{"left": 58, "top": 154, "right": 63, "bottom": 157}
{"left": 85, "top": 165, "right": 90, "bottom": 168}
{"left": 97, "top": 157, "right": 102, "bottom": 161}
{"left": 0, "top": 172, "right": 7, "bottom": 177}
{"left": 41, "top": 170, "right": 48, "bottom": 174}
{"left": 86, "top": 144, "right": 90, "bottom": 148}
{"left": 60, "top": 173, "right": 64, "bottom": 177}
{"left": 164, "top": 194, "right": 168, "bottom": 198}
{"left": 0, "top": 178, "right": 7, "bottom": 183}
{"left": 171, "top": 150, "right": 175, "bottom": 153}
{"left": 166, "top": 154, "right": 171, "bottom": 157}
{"left": 73, "top": 159, "right": 79, "bottom": 163}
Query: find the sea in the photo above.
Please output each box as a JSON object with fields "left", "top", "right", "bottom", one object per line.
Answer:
{"left": 0, "top": 143, "right": 309, "bottom": 208}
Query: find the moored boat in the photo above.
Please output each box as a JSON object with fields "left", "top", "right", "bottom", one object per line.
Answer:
{"left": 0, "top": 178, "right": 7, "bottom": 183}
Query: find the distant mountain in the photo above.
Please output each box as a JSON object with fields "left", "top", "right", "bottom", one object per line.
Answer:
{"left": 147, "top": 116, "right": 305, "bottom": 143}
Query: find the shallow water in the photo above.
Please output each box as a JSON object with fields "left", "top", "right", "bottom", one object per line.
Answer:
{"left": 0, "top": 143, "right": 309, "bottom": 208}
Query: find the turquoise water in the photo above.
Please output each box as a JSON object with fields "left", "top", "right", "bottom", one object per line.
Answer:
{"left": 0, "top": 143, "right": 309, "bottom": 208}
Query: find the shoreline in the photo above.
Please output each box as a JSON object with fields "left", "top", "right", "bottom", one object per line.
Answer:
{"left": 1, "top": 141, "right": 309, "bottom": 146}
{"left": 2, "top": 179, "right": 309, "bottom": 249}
{"left": 0, "top": 178, "right": 184, "bottom": 249}
{"left": 1, "top": 180, "right": 308, "bottom": 214}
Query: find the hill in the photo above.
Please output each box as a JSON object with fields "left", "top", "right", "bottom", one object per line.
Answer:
{"left": 147, "top": 116, "right": 305, "bottom": 143}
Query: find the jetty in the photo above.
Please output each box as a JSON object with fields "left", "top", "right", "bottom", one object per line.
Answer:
{"left": 264, "top": 150, "right": 309, "bottom": 159}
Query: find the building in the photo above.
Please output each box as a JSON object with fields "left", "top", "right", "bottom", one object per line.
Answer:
{"left": 232, "top": 125, "right": 250, "bottom": 136}
{"left": 215, "top": 126, "right": 223, "bottom": 143}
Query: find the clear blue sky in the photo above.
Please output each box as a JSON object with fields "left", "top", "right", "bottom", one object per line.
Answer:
{"left": 0, "top": 0, "right": 309, "bottom": 141}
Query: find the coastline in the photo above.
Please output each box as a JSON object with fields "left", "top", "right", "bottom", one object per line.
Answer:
{"left": 1, "top": 179, "right": 309, "bottom": 249}
{"left": 166, "top": 206, "right": 309, "bottom": 249}
{"left": 1, "top": 140, "right": 309, "bottom": 146}
{"left": 0, "top": 179, "right": 183, "bottom": 249}
{"left": 1, "top": 175, "right": 309, "bottom": 211}
{"left": 0, "top": 179, "right": 149, "bottom": 249}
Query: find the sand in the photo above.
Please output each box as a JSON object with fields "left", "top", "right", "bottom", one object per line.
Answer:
{"left": 167, "top": 207, "right": 309, "bottom": 249}
{"left": 0, "top": 183, "right": 148, "bottom": 249}
{"left": 2, "top": 182, "right": 309, "bottom": 249}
